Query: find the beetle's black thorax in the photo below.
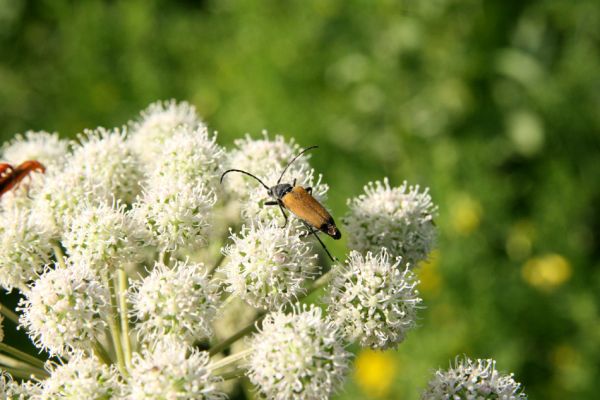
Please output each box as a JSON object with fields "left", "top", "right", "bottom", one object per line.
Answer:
{"left": 269, "top": 183, "right": 293, "bottom": 199}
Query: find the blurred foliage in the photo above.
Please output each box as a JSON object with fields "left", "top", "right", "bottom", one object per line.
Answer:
{"left": 1, "top": 0, "right": 599, "bottom": 399}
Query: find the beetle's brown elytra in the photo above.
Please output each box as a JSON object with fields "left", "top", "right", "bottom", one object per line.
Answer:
{"left": 220, "top": 146, "right": 340, "bottom": 261}
{"left": 0, "top": 160, "right": 45, "bottom": 198}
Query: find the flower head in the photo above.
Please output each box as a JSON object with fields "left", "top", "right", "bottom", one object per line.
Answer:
{"left": 421, "top": 356, "right": 527, "bottom": 400}
{"left": 0, "top": 206, "right": 53, "bottom": 292}
{"left": 344, "top": 178, "right": 437, "bottom": 266}
{"left": 248, "top": 305, "right": 351, "bottom": 400}
{"left": 1, "top": 130, "right": 69, "bottom": 167}
{"left": 324, "top": 248, "right": 422, "bottom": 350}
{"left": 19, "top": 261, "right": 109, "bottom": 356}
{"left": 130, "top": 260, "right": 219, "bottom": 345}
{"left": 129, "top": 100, "right": 202, "bottom": 166}
{"left": 126, "top": 337, "right": 225, "bottom": 400}
{"left": 39, "top": 354, "right": 122, "bottom": 399}
{"left": 62, "top": 202, "right": 146, "bottom": 272}
{"left": 69, "top": 127, "right": 143, "bottom": 204}
{"left": 221, "top": 221, "right": 319, "bottom": 310}
{"left": 133, "top": 177, "right": 216, "bottom": 252}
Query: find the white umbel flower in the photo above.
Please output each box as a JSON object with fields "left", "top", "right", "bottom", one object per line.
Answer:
{"left": 324, "top": 248, "right": 422, "bottom": 350}
{"left": 150, "top": 124, "right": 223, "bottom": 190}
{"left": 19, "top": 262, "right": 109, "bottom": 357}
{"left": 69, "top": 127, "right": 143, "bottom": 204}
{"left": 0, "top": 206, "right": 53, "bottom": 292}
{"left": 130, "top": 260, "right": 219, "bottom": 345}
{"left": 63, "top": 202, "right": 146, "bottom": 272}
{"left": 129, "top": 100, "right": 202, "bottom": 166}
{"left": 221, "top": 221, "right": 319, "bottom": 310}
{"left": 1, "top": 373, "right": 40, "bottom": 400}
{"left": 126, "top": 337, "right": 225, "bottom": 400}
{"left": 1, "top": 130, "right": 69, "bottom": 167}
{"left": 133, "top": 176, "right": 216, "bottom": 252}
{"left": 344, "top": 178, "right": 438, "bottom": 266}
{"left": 248, "top": 305, "right": 351, "bottom": 400}
{"left": 421, "top": 357, "right": 527, "bottom": 400}
{"left": 39, "top": 355, "right": 123, "bottom": 400}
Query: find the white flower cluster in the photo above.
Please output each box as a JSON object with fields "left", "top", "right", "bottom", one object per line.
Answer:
{"left": 324, "top": 248, "right": 422, "bottom": 350}
{"left": 344, "top": 178, "right": 438, "bottom": 266}
{"left": 1, "top": 99, "right": 520, "bottom": 400}
{"left": 129, "top": 260, "right": 219, "bottom": 345}
{"left": 248, "top": 305, "right": 351, "bottom": 400}
{"left": 421, "top": 357, "right": 527, "bottom": 400}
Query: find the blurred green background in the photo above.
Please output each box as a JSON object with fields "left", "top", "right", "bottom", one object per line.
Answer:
{"left": 1, "top": 0, "right": 599, "bottom": 398}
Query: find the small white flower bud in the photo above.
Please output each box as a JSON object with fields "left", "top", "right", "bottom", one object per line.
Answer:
{"left": 344, "top": 178, "right": 438, "bottom": 266}
{"left": 126, "top": 337, "right": 225, "bottom": 400}
{"left": 39, "top": 355, "right": 123, "bottom": 399}
{"left": 62, "top": 202, "right": 147, "bottom": 272}
{"left": 248, "top": 305, "right": 351, "bottom": 400}
{"left": 0, "top": 206, "right": 53, "bottom": 292}
{"left": 421, "top": 356, "right": 527, "bottom": 400}
{"left": 324, "top": 248, "right": 422, "bottom": 350}
{"left": 18, "top": 262, "right": 109, "bottom": 356}
{"left": 130, "top": 260, "right": 219, "bottom": 345}
{"left": 1, "top": 130, "right": 69, "bottom": 167}
{"left": 221, "top": 221, "right": 319, "bottom": 310}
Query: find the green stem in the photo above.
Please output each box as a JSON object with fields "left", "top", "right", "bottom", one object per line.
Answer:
{"left": 0, "top": 302, "right": 19, "bottom": 325}
{"left": 208, "top": 252, "right": 226, "bottom": 276}
{"left": 92, "top": 340, "right": 112, "bottom": 365}
{"left": 208, "top": 313, "right": 265, "bottom": 356}
{"left": 0, "top": 343, "right": 46, "bottom": 369}
{"left": 117, "top": 268, "right": 132, "bottom": 369}
{"left": 52, "top": 241, "right": 67, "bottom": 269}
{"left": 208, "top": 348, "right": 253, "bottom": 371}
{"left": 103, "top": 271, "right": 126, "bottom": 375}
{"left": 0, "top": 365, "right": 49, "bottom": 379}
{"left": 218, "top": 367, "right": 247, "bottom": 381}
{"left": 306, "top": 269, "right": 335, "bottom": 293}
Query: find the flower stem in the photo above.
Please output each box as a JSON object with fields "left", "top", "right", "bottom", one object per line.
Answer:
{"left": 103, "top": 271, "right": 126, "bottom": 376}
{"left": 306, "top": 269, "right": 335, "bottom": 293}
{"left": 208, "top": 348, "right": 253, "bottom": 371}
{"left": 208, "top": 313, "right": 266, "bottom": 356}
{"left": 0, "top": 343, "right": 46, "bottom": 369}
{"left": 117, "top": 268, "right": 133, "bottom": 370}
{"left": 51, "top": 241, "right": 67, "bottom": 269}
{"left": 0, "top": 302, "right": 19, "bottom": 325}
{"left": 0, "top": 365, "right": 49, "bottom": 379}
{"left": 208, "top": 251, "right": 226, "bottom": 276}
{"left": 92, "top": 340, "right": 112, "bottom": 365}
{"left": 218, "top": 367, "right": 247, "bottom": 381}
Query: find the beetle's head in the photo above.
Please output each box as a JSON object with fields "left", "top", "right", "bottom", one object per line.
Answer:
{"left": 270, "top": 183, "right": 293, "bottom": 199}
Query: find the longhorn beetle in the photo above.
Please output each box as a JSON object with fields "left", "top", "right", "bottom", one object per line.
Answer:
{"left": 0, "top": 160, "right": 46, "bottom": 198}
{"left": 220, "top": 146, "right": 340, "bottom": 261}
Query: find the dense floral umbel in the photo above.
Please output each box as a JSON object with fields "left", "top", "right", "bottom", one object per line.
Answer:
{"left": 324, "top": 248, "right": 422, "bottom": 350}
{"left": 129, "top": 100, "right": 202, "bottom": 167}
{"left": 249, "top": 305, "right": 351, "bottom": 400}
{"left": 129, "top": 260, "right": 219, "bottom": 345}
{"left": 39, "top": 355, "right": 122, "bottom": 399}
{"left": 421, "top": 357, "right": 527, "bottom": 400}
{"left": 221, "top": 221, "right": 319, "bottom": 310}
{"left": 18, "top": 262, "right": 109, "bottom": 356}
{"left": 344, "top": 178, "right": 437, "bottom": 266}
{"left": 0, "top": 205, "right": 53, "bottom": 292}
{"left": 63, "top": 202, "right": 146, "bottom": 273}
{"left": 126, "top": 337, "right": 226, "bottom": 400}
{"left": 0, "top": 130, "right": 69, "bottom": 167}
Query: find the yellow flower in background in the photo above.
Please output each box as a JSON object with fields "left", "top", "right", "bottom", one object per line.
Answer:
{"left": 522, "top": 254, "right": 571, "bottom": 291}
{"left": 418, "top": 250, "right": 442, "bottom": 297}
{"left": 450, "top": 193, "right": 482, "bottom": 235}
{"left": 354, "top": 349, "right": 397, "bottom": 398}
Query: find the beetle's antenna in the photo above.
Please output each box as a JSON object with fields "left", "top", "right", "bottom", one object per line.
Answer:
{"left": 277, "top": 145, "right": 319, "bottom": 185}
{"left": 220, "top": 169, "right": 270, "bottom": 191}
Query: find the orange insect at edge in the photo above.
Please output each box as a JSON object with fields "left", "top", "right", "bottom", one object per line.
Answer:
{"left": 0, "top": 160, "right": 46, "bottom": 197}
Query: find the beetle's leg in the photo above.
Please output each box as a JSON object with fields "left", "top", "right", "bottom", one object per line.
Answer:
{"left": 264, "top": 201, "right": 278, "bottom": 206}
{"left": 300, "top": 222, "right": 336, "bottom": 262}
{"left": 292, "top": 178, "right": 297, "bottom": 186}
{"left": 278, "top": 201, "right": 288, "bottom": 228}
{"left": 305, "top": 187, "right": 312, "bottom": 195}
